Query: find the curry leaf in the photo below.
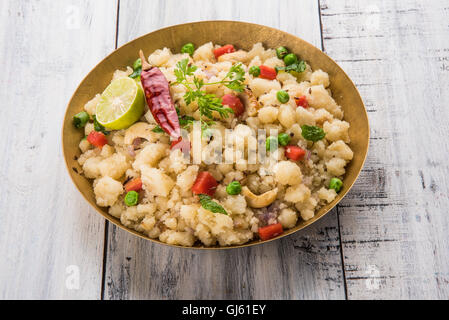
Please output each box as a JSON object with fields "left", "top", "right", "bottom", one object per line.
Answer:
{"left": 301, "top": 125, "right": 326, "bottom": 142}
{"left": 198, "top": 194, "right": 228, "bottom": 215}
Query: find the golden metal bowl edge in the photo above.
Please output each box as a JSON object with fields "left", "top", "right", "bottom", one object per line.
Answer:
{"left": 62, "top": 21, "right": 369, "bottom": 250}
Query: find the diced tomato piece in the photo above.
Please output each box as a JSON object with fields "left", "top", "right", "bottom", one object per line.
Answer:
{"left": 285, "top": 145, "right": 306, "bottom": 161}
{"left": 213, "top": 44, "right": 235, "bottom": 59}
{"left": 192, "top": 172, "right": 218, "bottom": 196}
{"left": 87, "top": 131, "right": 107, "bottom": 148}
{"left": 258, "top": 223, "right": 283, "bottom": 241}
{"left": 259, "top": 65, "right": 277, "bottom": 80}
{"left": 170, "top": 137, "right": 191, "bottom": 153}
{"left": 222, "top": 94, "right": 245, "bottom": 117}
{"left": 295, "top": 95, "right": 309, "bottom": 108}
{"left": 124, "top": 178, "right": 142, "bottom": 192}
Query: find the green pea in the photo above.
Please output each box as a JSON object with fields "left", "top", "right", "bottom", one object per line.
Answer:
{"left": 277, "top": 133, "right": 291, "bottom": 146}
{"left": 329, "top": 178, "right": 343, "bottom": 193}
{"left": 124, "top": 191, "right": 139, "bottom": 206}
{"left": 276, "top": 46, "right": 289, "bottom": 59}
{"left": 181, "top": 43, "right": 195, "bottom": 56}
{"left": 226, "top": 181, "right": 242, "bottom": 195}
{"left": 283, "top": 53, "right": 298, "bottom": 66}
{"left": 133, "top": 58, "right": 142, "bottom": 70}
{"left": 249, "top": 65, "right": 261, "bottom": 77}
{"left": 73, "top": 111, "right": 90, "bottom": 128}
{"left": 266, "top": 136, "right": 278, "bottom": 152}
{"left": 276, "top": 90, "right": 290, "bottom": 103}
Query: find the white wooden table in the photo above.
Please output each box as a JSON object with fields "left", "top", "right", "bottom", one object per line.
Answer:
{"left": 0, "top": 0, "right": 448, "bottom": 300}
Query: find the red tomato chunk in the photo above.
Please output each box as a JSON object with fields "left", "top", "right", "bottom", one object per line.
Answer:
{"left": 87, "top": 131, "right": 108, "bottom": 148}
{"left": 259, "top": 65, "right": 277, "bottom": 80}
{"left": 213, "top": 44, "right": 235, "bottom": 59}
{"left": 285, "top": 145, "right": 306, "bottom": 161}
{"left": 170, "top": 137, "right": 191, "bottom": 152}
{"left": 192, "top": 172, "right": 218, "bottom": 196}
{"left": 221, "top": 94, "right": 245, "bottom": 117}
{"left": 124, "top": 178, "right": 142, "bottom": 192}
{"left": 295, "top": 95, "right": 309, "bottom": 108}
{"left": 258, "top": 223, "right": 283, "bottom": 240}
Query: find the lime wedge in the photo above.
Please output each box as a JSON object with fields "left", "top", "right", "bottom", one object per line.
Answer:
{"left": 96, "top": 77, "right": 144, "bottom": 130}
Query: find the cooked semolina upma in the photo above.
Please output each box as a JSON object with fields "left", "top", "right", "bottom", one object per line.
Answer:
{"left": 74, "top": 42, "right": 353, "bottom": 247}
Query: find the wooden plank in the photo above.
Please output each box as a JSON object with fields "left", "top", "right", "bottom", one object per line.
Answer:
{"left": 103, "top": 0, "right": 346, "bottom": 300}
{"left": 320, "top": 0, "right": 449, "bottom": 299}
{"left": 0, "top": 0, "right": 118, "bottom": 299}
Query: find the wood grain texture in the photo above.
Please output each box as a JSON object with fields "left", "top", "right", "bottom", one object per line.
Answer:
{"left": 1, "top": 0, "right": 448, "bottom": 300}
{"left": 102, "top": 0, "right": 346, "bottom": 300}
{"left": 0, "top": 0, "right": 118, "bottom": 299}
{"left": 320, "top": 0, "right": 449, "bottom": 299}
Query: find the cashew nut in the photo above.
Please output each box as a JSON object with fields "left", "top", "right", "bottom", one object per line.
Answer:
{"left": 124, "top": 122, "right": 157, "bottom": 144}
{"left": 139, "top": 49, "right": 152, "bottom": 71}
{"left": 241, "top": 186, "right": 278, "bottom": 208}
{"left": 218, "top": 51, "right": 249, "bottom": 63}
{"left": 238, "top": 88, "right": 260, "bottom": 117}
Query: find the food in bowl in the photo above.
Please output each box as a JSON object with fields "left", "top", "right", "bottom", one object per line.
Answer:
{"left": 73, "top": 42, "right": 353, "bottom": 247}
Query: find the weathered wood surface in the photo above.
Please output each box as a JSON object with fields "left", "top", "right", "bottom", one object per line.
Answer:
{"left": 0, "top": 0, "right": 119, "bottom": 299}
{"left": 103, "top": 0, "right": 345, "bottom": 300}
{"left": 0, "top": 0, "right": 448, "bottom": 300}
{"left": 320, "top": 0, "right": 449, "bottom": 299}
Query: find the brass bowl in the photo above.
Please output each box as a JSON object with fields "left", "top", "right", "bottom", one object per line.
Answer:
{"left": 62, "top": 21, "right": 369, "bottom": 249}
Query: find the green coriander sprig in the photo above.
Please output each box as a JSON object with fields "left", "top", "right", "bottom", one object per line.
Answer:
{"left": 172, "top": 58, "right": 245, "bottom": 130}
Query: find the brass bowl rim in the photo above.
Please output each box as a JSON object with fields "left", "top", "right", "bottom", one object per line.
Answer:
{"left": 62, "top": 20, "right": 369, "bottom": 250}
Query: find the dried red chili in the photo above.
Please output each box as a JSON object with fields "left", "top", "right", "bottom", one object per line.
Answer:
{"left": 139, "top": 50, "right": 181, "bottom": 139}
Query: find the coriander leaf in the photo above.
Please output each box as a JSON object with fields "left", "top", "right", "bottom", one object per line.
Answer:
{"left": 179, "top": 115, "right": 195, "bottom": 129}
{"left": 301, "top": 125, "right": 326, "bottom": 142}
{"left": 197, "top": 93, "right": 234, "bottom": 120}
{"left": 177, "top": 58, "right": 188, "bottom": 72}
{"left": 152, "top": 125, "right": 164, "bottom": 133}
{"left": 174, "top": 59, "right": 197, "bottom": 84}
{"left": 187, "top": 64, "right": 198, "bottom": 75}
{"left": 174, "top": 59, "right": 188, "bottom": 82}
{"left": 129, "top": 67, "right": 141, "bottom": 79}
{"left": 174, "top": 68, "right": 185, "bottom": 83}
{"left": 183, "top": 90, "right": 197, "bottom": 105}
{"left": 173, "top": 59, "right": 239, "bottom": 131}
{"left": 193, "top": 76, "right": 204, "bottom": 90}
{"left": 129, "top": 58, "right": 142, "bottom": 79}
{"left": 200, "top": 120, "right": 214, "bottom": 131}
{"left": 222, "top": 63, "right": 245, "bottom": 92}
{"left": 276, "top": 60, "right": 307, "bottom": 74}
{"left": 92, "top": 115, "right": 110, "bottom": 135}
{"left": 198, "top": 194, "right": 228, "bottom": 215}
{"left": 226, "top": 63, "right": 245, "bottom": 80}
{"left": 225, "top": 80, "right": 244, "bottom": 92}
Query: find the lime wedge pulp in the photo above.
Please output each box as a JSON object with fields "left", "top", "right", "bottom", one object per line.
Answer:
{"left": 95, "top": 77, "right": 144, "bottom": 130}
